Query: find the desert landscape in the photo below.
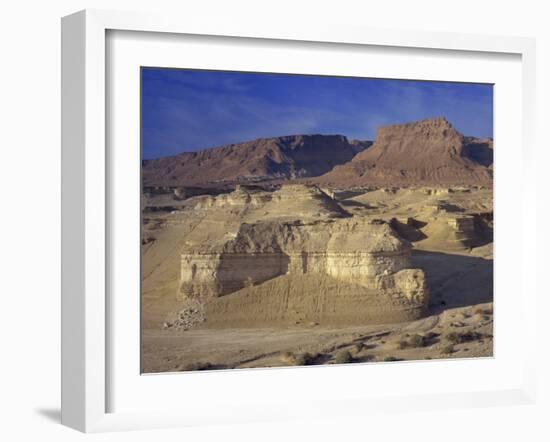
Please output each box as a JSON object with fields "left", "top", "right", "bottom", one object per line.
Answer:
{"left": 141, "top": 115, "right": 494, "bottom": 373}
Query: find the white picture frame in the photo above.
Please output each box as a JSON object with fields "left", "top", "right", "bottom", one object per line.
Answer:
{"left": 61, "top": 9, "right": 538, "bottom": 433}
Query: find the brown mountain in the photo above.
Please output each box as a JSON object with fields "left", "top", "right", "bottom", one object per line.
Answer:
{"left": 315, "top": 117, "right": 493, "bottom": 187}
{"left": 142, "top": 134, "right": 363, "bottom": 186}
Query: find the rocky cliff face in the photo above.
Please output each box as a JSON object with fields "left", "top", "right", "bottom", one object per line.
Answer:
{"left": 179, "top": 219, "right": 415, "bottom": 297}
{"left": 142, "top": 117, "right": 492, "bottom": 188}
{"left": 142, "top": 134, "right": 359, "bottom": 186}
{"left": 316, "top": 117, "right": 493, "bottom": 186}
{"left": 177, "top": 185, "right": 428, "bottom": 314}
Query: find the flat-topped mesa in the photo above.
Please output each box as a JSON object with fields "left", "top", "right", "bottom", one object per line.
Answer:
{"left": 142, "top": 134, "right": 358, "bottom": 186}
{"left": 316, "top": 117, "right": 493, "bottom": 186}
{"left": 179, "top": 218, "right": 428, "bottom": 307}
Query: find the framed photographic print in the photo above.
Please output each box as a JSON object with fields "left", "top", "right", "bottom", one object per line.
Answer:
{"left": 61, "top": 9, "right": 537, "bottom": 432}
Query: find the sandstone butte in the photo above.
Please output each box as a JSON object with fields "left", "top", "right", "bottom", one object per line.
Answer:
{"left": 175, "top": 185, "right": 429, "bottom": 326}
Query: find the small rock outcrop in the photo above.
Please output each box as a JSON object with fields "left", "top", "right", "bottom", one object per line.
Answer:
{"left": 193, "top": 184, "right": 349, "bottom": 219}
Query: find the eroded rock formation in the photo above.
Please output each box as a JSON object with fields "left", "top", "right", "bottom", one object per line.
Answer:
{"left": 142, "top": 134, "right": 362, "bottom": 186}
{"left": 316, "top": 117, "right": 493, "bottom": 186}
{"left": 177, "top": 185, "right": 429, "bottom": 322}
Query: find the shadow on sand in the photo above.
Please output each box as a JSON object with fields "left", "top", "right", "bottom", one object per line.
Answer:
{"left": 411, "top": 250, "right": 493, "bottom": 315}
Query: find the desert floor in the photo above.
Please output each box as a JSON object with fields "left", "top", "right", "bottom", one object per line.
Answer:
{"left": 141, "top": 186, "right": 493, "bottom": 373}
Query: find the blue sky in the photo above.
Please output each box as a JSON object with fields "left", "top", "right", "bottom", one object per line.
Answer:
{"left": 141, "top": 68, "right": 493, "bottom": 159}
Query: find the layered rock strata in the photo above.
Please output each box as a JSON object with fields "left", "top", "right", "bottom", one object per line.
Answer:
{"left": 142, "top": 134, "right": 362, "bottom": 186}
{"left": 192, "top": 184, "right": 349, "bottom": 219}
{"left": 178, "top": 217, "right": 428, "bottom": 308}
{"left": 317, "top": 117, "right": 493, "bottom": 186}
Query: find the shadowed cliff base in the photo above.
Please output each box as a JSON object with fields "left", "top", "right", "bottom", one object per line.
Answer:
{"left": 411, "top": 250, "right": 493, "bottom": 314}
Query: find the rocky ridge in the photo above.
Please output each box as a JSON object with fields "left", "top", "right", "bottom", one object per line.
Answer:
{"left": 316, "top": 117, "right": 492, "bottom": 186}
{"left": 142, "top": 134, "right": 365, "bottom": 186}
{"left": 142, "top": 118, "right": 492, "bottom": 188}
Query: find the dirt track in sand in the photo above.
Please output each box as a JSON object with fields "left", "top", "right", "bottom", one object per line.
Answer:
{"left": 142, "top": 301, "right": 493, "bottom": 373}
